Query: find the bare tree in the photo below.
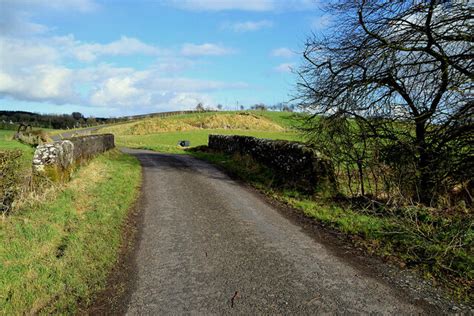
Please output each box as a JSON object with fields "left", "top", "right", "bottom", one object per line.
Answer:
{"left": 195, "top": 102, "right": 205, "bottom": 112}
{"left": 251, "top": 103, "right": 268, "bottom": 111}
{"left": 296, "top": 0, "right": 473, "bottom": 203}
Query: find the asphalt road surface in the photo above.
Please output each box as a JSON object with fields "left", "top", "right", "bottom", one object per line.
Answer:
{"left": 122, "top": 149, "right": 450, "bottom": 315}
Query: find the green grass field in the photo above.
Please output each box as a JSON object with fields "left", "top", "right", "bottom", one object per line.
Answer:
{"left": 0, "top": 130, "right": 35, "bottom": 174}
{"left": 0, "top": 130, "right": 32, "bottom": 151}
{"left": 115, "top": 129, "right": 301, "bottom": 153}
{"left": 0, "top": 150, "right": 141, "bottom": 314}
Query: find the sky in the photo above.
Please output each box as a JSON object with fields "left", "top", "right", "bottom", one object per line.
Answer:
{"left": 0, "top": 0, "right": 331, "bottom": 117}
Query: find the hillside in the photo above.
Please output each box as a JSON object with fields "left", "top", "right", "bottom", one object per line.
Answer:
{"left": 101, "top": 111, "right": 295, "bottom": 135}
{"left": 100, "top": 111, "right": 303, "bottom": 153}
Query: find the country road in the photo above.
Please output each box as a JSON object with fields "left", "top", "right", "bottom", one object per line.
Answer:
{"left": 118, "top": 148, "right": 459, "bottom": 314}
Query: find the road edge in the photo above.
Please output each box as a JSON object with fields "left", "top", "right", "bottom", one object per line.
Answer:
{"left": 189, "top": 152, "right": 472, "bottom": 313}
{"left": 83, "top": 156, "right": 145, "bottom": 315}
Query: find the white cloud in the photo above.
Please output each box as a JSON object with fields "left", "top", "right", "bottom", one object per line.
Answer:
{"left": 0, "top": 0, "right": 99, "bottom": 36}
{"left": 142, "top": 76, "right": 248, "bottom": 92}
{"left": 87, "top": 72, "right": 242, "bottom": 108}
{"left": 311, "top": 14, "right": 332, "bottom": 30}
{"left": 0, "top": 36, "right": 247, "bottom": 109}
{"left": 274, "top": 63, "right": 295, "bottom": 73}
{"left": 0, "top": 37, "right": 59, "bottom": 71}
{"left": 0, "top": 11, "right": 49, "bottom": 36}
{"left": 89, "top": 76, "right": 146, "bottom": 107}
{"left": 181, "top": 43, "right": 235, "bottom": 56}
{"left": 0, "top": 0, "right": 248, "bottom": 112}
{"left": 166, "top": 0, "right": 317, "bottom": 11}
{"left": 168, "top": 92, "right": 215, "bottom": 110}
{"left": 226, "top": 20, "right": 273, "bottom": 32}
{"left": 271, "top": 47, "right": 296, "bottom": 58}
{"left": 0, "top": 65, "right": 78, "bottom": 104}
{"left": 69, "top": 36, "right": 166, "bottom": 62}
{"left": 0, "top": 34, "right": 166, "bottom": 64}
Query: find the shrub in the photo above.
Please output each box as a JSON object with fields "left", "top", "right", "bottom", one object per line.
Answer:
{"left": 0, "top": 150, "right": 23, "bottom": 214}
{"left": 15, "top": 130, "right": 50, "bottom": 147}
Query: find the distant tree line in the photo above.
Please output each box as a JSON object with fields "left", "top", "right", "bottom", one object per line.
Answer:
{"left": 197, "top": 102, "right": 295, "bottom": 112}
{"left": 0, "top": 111, "right": 122, "bottom": 130}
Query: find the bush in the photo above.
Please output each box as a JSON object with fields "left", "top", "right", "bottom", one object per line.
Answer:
{"left": 15, "top": 130, "right": 50, "bottom": 147}
{"left": 0, "top": 150, "right": 23, "bottom": 214}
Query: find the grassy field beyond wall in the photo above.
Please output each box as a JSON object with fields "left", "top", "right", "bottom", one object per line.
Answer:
{"left": 100, "top": 111, "right": 302, "bottom": 153}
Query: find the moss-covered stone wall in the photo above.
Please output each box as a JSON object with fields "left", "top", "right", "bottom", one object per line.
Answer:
{"left": 32, "top": 134, "right": 114, "bottom": 180}
{"left": 208, "top": 134, "right": 335, "bottom": 192}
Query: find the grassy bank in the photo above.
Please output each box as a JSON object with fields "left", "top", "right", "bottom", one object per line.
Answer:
{"left": 0, "top": 130, "right": 35, "bottom": 171}
{"left": 190, "top": 149, "right": 473, "bottom": 302}
{"left": 0, "top": 130, "right": 34, "bottom": 152}
{"left": 0, "top": 150, "right": 141, "bottom": 314}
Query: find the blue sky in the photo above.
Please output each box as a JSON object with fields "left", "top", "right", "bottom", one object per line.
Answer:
{"left": 0, "top": 0, "right": 330, "bottom": 117}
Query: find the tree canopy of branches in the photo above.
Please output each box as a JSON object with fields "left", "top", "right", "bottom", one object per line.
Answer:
{"left": 296, "top": 0, "right": 473, "bottom": 204}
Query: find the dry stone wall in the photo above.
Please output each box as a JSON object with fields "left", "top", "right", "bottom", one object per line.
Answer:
{"left": 32, "top": 141, "right": 74, "bottom": 173}
{"left": 208, "top": 135, "right": 335, "bottom": 192}
{"left": 68, "top": 134, "right": 115, "bottom": 162}
{"left": 33, "top": 134, "right": 114, "bottom": 179}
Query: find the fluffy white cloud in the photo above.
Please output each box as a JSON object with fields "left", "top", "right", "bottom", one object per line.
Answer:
{"left": 181, "top": 43, "right": 235, "bottom": 56}
{"left": 271, "top": 47, "right": 296, "bottom": 58}
{"left": 274, "top": 62, "right": 295, "bottom": 73}
{"left": 168, "top": 92, "right": 215, "bottom": 110}
{"left": 0, "top": 35, "right": 167, "bottom": 65}
{"left": 166, "top": 0, "right": 317, "bottom": 11}
{"left": 141, "top": 76, "right": 248, "bottom": 92}
{"left": 0, "top": 35, "right": 247, "bottom": 109}
{"left": 87, "top": 71, "right": 243, "bottom": 108}
{"left": 89, "top": 76, "right": 146, "bottom": 107}
{"left": 0, "top": 37, "right": 59, "bottom": 70}
{"left": 0, "top": 65, "right": 78, "bottom": 104}
{"left": 0, "top": 0, "right": 248, "bottom": 112}
{"left": 225, "top": 20, "right": 273, "bottom": 32}
{"left": 69, "top": 36, "right": 166, "bottom": 62}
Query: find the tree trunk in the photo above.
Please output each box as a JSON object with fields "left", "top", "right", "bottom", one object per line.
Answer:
{"left": 415, "top": 120, "right": 431, "bottom": 204}
{"left": 357, "top": 160, "right": 365, "bottom": 196}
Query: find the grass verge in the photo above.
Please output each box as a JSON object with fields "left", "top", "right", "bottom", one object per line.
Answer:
{"left": 0, "top": 149, "right": 141, "bottom": 314}
{"left": 190, "top": 149, "right": 473, "bottom": 302}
